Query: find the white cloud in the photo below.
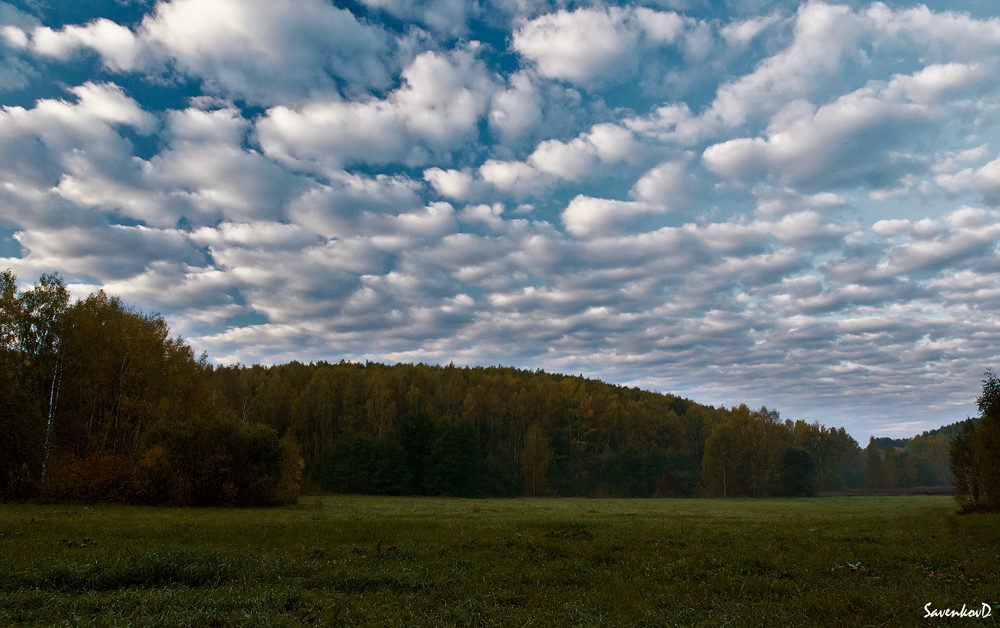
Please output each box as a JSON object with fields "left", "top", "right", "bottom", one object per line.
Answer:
{"left": 0, "top": 82, "right": 153, "bottom": 201}
{"left": 707, "top": 1, "right": 866, "bottom": 128}
{"left": 937, "top": 154, "right": 1000, "bottom": 205}
{"left": 887, "top": 62, "right": 996, "bottom": 106}
{"left": 22, "top": 0, "right": 392, "bottom": 104}
{"left": 256, "top": 47, "right": 496, "bottom": 173}
{"left": 489, "top": 71, "right": 543, "bottom": 142}
{"left": 478, "top": 121, "right": 639, "bottom": 192}
{"left": 29, "top": 19, "right": 143, "bottom": 72}
{"left": 623, "top": 103, "right": 706, "bottom": 146}
{"left": 561, "top": 194, "right": 657, "bottom": 237}
{"left": 287, "top": 172, "right": 424, "bottom": 239}
{"left": 633, "top": 7, "right": 685, "bottom": 42}
{"left": 424, "top": 167, "right": 476, "bottom": 200}
{"left": 15, "top": 224, "right": 199, "bottom": 280}
{"left": 878, "top": 224, "right": 999, "bottom": 277}
{"left": 630, "top": 159, "right": 701, "bottom": 209}
{"left": 868, "top": 2, "right": 1000, "bottom": 62}
{"left": 512, "top": 7, "right": 640, "bottom": 85}
{"left": 719, "top": 13, "right": 780, "bottom": 47}
{"left": 752, "top": 186, "right": 846, "bottom": 217}
{"left": 357, "top": 0, "right": 478, "bottom": 36}
{"left": 66, "top": 82, "right": 155, "bottom": 134}
{"left": 703, "top": 84, "right": 930, "bottom": 191}
{"left": 478, "top": 158, "right": 548, "bottom": 194}
{"left": 511, "top": 6, "right": 703, "bottom": 87}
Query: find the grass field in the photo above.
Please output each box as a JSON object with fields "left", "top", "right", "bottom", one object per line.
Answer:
{"left": 1, "top": 496, "right": 997, "bottom": 627}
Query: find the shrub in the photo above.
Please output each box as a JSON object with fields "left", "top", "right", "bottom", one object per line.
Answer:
{"left": 41, "top": 455, "right": 129, "bottom": 503}
{"left": 143, "top": 412, "right": 304, "bottom": 507}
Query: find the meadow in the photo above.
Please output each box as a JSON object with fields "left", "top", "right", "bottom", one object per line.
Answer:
{"left": 1, "top": 496, "right": 997, "bottom": 627}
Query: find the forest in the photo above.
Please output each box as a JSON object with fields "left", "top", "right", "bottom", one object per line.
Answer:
{"left": 0, "top": 270, "right": 963, "bottom": 504}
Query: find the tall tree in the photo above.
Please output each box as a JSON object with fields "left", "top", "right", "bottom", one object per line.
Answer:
{"left": 14, "top": 273, "right": 70, "bottom": 482}
{"left": 950, "top": 420, "right": 984, "bottom": 510}
{"left": 778, "top": 446, "right": 817, "bottom": 497}
{"left": 701, "top": 413, "right": 743, "bottom": 497}
{"left": 865, "top": 438, "right": 884, "bottom": 489}
{"left": 951, "top": 368, "right": 1000, "bottom": 511}
{"left": 520, "top": 421, "right": 552, "bottom": 497}
{"left": 883, "top": 445, "right": 898, "bottom": 488}
{"left": 975, "top": 368, "right": 1000, "bottom": 507}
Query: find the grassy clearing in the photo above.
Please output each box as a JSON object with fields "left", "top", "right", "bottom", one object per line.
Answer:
{"left": 1, "top": 496, "right": 997, "bottom": 627}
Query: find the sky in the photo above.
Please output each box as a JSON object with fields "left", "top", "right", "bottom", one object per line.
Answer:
{"left": 0, "top": 0, "right": 999, "bottom": 441}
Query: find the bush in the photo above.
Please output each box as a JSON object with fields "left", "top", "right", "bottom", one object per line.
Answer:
{"left": 41, "top": 455, "right": 129, "bottom": 503}
{"left": 143, "top": 412, "right": 303, "bottom": 507}
{"left": 127, "top": 445, "right": 179, "bottom": 505}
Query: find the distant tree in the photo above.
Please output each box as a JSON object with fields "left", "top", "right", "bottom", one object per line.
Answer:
{"left": 896, "top": 450, "right": 917, "bottom": 487}
{"left": 700, "top": 406, "right": 784, "bottom": 497}
{"left": 777, "top": 447, "right": 817, "bottom": 497}
{"left": 865, "top": 438, "right": 884, "bottom": 489}
{"left": 520, "top": 421, "right": 552, "bottom": 497}
{"left": 701, "top": 412, "right": 743, "bottom": 497}
{"left": 651, "top": 449, "right": 697, "bottom": 497}
{"left": 883, "top": 445, "right": 898, "bottom": 488}
{"left": 399, "top": 412, "right": 435, "bottom": 494}
{"left": 426, "top": 418, "right": 483, "bottom": 497}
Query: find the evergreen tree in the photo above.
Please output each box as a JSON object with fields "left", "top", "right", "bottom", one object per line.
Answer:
{"left": 778, "top": 447, "right": 817, "bottom": 496}
{"left": 426, "top": 418, "right": 483, "bottom": 497}
{"left": 865, "top": 438, "right": 884, "bottom": 489}
{"left": 399, "top": 412, "right": 435, "bottom": 494}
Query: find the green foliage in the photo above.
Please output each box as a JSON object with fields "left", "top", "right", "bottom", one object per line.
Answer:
{"left": 143, "top": 412, "right": 300, "bottom": 507}
{"left": 951, "top": 368, "right": 1000, "bottom": 512}
{"left": 425, "top": 418, "right": 483, "bottom": 497}
{"left": 865, "top": 438, "right": 884, "bottom": 489}
{"left": 778, "top": 447, "right": 817, "bottom": 497}
{"left": 652, "top": 449, "right": 698, "bottom": 497}
{"left": 193, "top": 357, "right": 877, "bottom": 499}
{"left": 40, "top": 454, "right": 129, "bottom": 503}
{"left": 398, "top": 411, "right": 435, "bottom": 493}
{"left": 700, "top": 406, "right": 783, "bottom": 497}
{"left": 950, "top": 420, "right": 984, "bottom": 511}
{"left": 315, "top": 434, "right": 408, "bottom": 495}
{"left": 520, "top": 421, "right": 552, "bottom": 496}
{"left": 0, "top": 363, "right": 40, "bottom": 499}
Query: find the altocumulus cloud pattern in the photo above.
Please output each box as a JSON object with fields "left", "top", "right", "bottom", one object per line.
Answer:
{"left": 1, "top": 0, "right": 999, "bottom": 439}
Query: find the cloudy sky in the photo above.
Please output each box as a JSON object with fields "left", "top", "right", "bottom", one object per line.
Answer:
{"left": 1, "top": 0, "right": 999, "bottom": 439}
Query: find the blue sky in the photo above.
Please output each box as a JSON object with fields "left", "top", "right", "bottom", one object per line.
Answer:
{"left": 1, "top": 0, "right": 999, "bottom": 440}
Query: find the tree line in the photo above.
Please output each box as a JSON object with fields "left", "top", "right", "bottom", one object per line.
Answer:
{"left": 205, "top": 359, "right": 873, "bottom": 498}
{"left": 0, "top": 270, "right": 970, "bottom": 504}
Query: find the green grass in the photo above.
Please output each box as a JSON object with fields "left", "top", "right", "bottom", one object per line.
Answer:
{"left": 1, "top": 496, "right": 997, "bottom": 627}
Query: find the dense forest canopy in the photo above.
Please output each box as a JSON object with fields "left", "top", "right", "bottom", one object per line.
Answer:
{"left": 0, "top": 270, "right": 958, "bottom": 503}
